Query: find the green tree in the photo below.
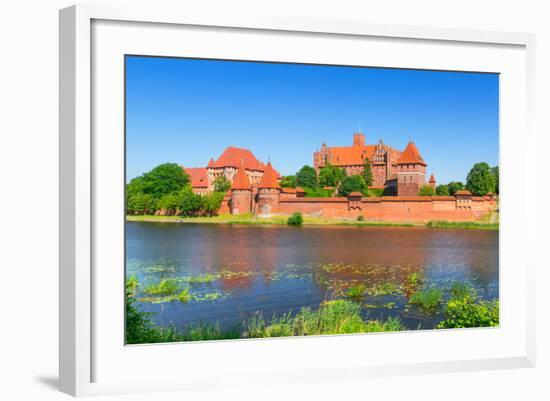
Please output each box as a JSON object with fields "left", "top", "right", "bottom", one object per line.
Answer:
{"left": 157, "top": 193, "right": 180, "bottom": 215}
{"left": 140, "top": 163, "right": 190, "bottom": 198}
{"left": 362, "top": 158, "right": 373, "bottom": 186}
{"left": 436, "top": 184, "right": 450, "bottom": 196}
{"left": 280, "top": 175, "right": 297, "bottom": 188}
{"left": 338, "top": 175, "right": 367, "bottom": 197}
{"left": 466, "top": 162, "right": 496, "bottom": 196}
{"left": 178, "top": 187, "right": 203, "bottom": 216}
{"left": 213, "top": 176, "right": 231, "bottom": 193}
{"left": 418, "top": 185, "right": 435, "bottom": 196}
{"left": 201, "top": 192, "right": 225, "bottom": 216}
{"left": 491, "top": 166, "right": 499, "bottom": 194}
{"left": 447, "top": 181, "right": 464, "bottom": 196}
{"left": 296, "top": 165, "right": 319, "bottom": 189}
{"left": 127, "top": 192, "right": 157, "bottom": 215}
{"left": 318, "top": 164, "right": 346, "bottom": 187}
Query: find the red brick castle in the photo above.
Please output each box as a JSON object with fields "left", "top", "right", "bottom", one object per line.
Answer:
{"left": 314, "top": 132, "right": 436, "bottom": 196}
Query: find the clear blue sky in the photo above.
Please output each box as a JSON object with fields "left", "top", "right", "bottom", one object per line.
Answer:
{"left": 126, "top": 56, "right": 499, "bottom": 184}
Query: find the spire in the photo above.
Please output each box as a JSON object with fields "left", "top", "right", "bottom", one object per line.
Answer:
{"left": 397, "top": 141, "right": 427, "bottom": 166}
{"left": 207, "top": 157, "right": 215, "bottom": 168}
{"left": 257, "top": 162, "right": 280, "bottom": 189}
{"left": 231, "top": 162, "right": 251, "bottom": 190}
{"left": 429, "top": 174, "right": 436, "bottom": 183}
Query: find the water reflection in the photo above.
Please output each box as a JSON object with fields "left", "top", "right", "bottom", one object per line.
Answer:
{"left": 126, "top": 222, "right": 499, "bottom": 330}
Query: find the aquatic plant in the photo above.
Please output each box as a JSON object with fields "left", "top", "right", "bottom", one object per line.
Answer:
{"left": 177, "top": 288, "right": 192, "bottom": 303}
{"left": 287, "top": 212, "right": 304, "bottom": 226}
{"left": 346, "top": 284, "right": 367, "bottom": 301}
{"left": 193, "top": 291, "right": 225, "bottom": 302}
{"left": 363, "top": 316, "right": 405, "bottom": 332}
{"left": 126, "top": 274, "right": 139, "bottom": 295}
{"left": 143, "top": 278, "right": 180, "bottom": 296}
{"left": 182, "top": 273, "right": 219, "bottom": 284}
{"left": 181, "top": 322, "right": 240, "bottom": 341}
{"left": 437, "top": 283, "right": 499, "bottom": 328}
{"left": 426, "top": 220, "right": 499, "bottom": 230}
{"left": 367, "top": 282, "right": 402, "bottom": 296}
{"left": 409, "top": 287, "right": 443, "bottom": 312}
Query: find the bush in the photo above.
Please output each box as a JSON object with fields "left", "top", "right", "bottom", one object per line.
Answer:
{"left": 357, "top": 215, "right": 365, "bottom": 221}
{"left": 213, "top": 176, "right": 231, "bottom": 193}
{"left": 280, "top": 175, "right": 297, "bottom": 188}
{"left": 287, "top": 212, "right": 303, "bottom": 226}
{"left": 436, "top": 184, "right": 450, "bottom": 196}
{"left": 418, "top": 185, "right": 435, "bottom": 196}
{"left": 409, "top": 287, "right": 443, "bottom": 312}
{"left": 338, "top": 175, "right": 367, "bottom": 197}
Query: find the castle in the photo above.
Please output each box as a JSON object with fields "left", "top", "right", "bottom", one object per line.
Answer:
{"left": 314, "top": 132, "right": 437, "bottom": 196}
{"left": 182, "top": 132, "right": 496, "bottom": 222}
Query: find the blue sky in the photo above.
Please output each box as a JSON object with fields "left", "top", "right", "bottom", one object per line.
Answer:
{"left": 126, "top": 56, "right": 499, "bottom": 184}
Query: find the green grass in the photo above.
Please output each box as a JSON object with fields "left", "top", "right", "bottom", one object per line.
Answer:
{"left": 409, "top": 287, "right": 443, "bottom": 312}
{"left": 143, "top": 278, "right": 180, "bottom": 296}
{"left": 426, "top": 220, "right": 499, "bottom": 230}
{"left": 346, "top": 284, "right": 367, "bottom": 301}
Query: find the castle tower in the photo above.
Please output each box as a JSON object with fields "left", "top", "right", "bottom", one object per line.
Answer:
{"left": 396, "top": 141, "right": 427, "bottom": 196}
{"left": 353, "top": 132, "right": 365, "bottom": 147}
{"left": 230, "top": 164, "right": 252, "bottom": 215}
{"left": 429, "top": 174, "right": 436, "bottom": 190}
{"left": 256, "top": 162, "right": 281, "bottom": 216}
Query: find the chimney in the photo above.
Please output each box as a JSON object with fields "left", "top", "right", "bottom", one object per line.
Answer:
{"left": 353, "top": 132, "right": 365, "bottom": 147}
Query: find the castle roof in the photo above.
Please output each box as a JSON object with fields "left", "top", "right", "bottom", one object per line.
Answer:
{"left": 324, "top": 145, "right": 377, "bottom": 166}
{"left": 257, "top": 162, "right": 280, "bottom": 189}
{"left": 429, "top": 174, "right": 436, "bottom": 183}
{"left": 231, "top": 165, "right": 251, "bottom": 190}
{"left": 455, "top": 189, "right": 472, "bottom": 196}
{"left": 348, "top": 192, "right": 363, "bottom": 197}
{"left": 181, "top": 167, "right": 208, "bottom": 188}
{"left": 397, "top": 142, "right": 427, "bottom": 166}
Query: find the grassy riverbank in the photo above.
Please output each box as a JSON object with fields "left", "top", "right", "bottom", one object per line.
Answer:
{"left": 126, "top": 214, "right": 498, "bottom": 229}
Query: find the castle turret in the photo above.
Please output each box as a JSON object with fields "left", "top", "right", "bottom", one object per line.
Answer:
{"left": 353, "top": 132, "right": 365, "bottom": 147}
{"left": 396, "top": 141, "right": 427, "bottom": 196}
{"left": 429, "top": 174, "right": 436, "bottom": 189}
{"left": 256, "top": 162, "right": 281, "bottom": 216}
{"left": 230, "top": 164, "right": 252, "bottom": 215}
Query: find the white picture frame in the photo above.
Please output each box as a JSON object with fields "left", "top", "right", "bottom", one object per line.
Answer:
{"left": 59, "top": 4, "right": 536, "bottom": 397}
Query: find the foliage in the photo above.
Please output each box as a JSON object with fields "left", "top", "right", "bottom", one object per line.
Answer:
{"left": 437, "top": 285, "right": 499, "bottom": 329}
{"left": 127, "top": 192, "right": 157, "bottom": 215}
{"left": 143, "top": 278, "right": 180, "bottom": 296}
{"left": 177, "top": 288, "right": 192, "bottom": 303}
{"left": 213, "top": 176, "right": 231, "bottom": 193}
{"left": 302, "top": 187, "right": 334, "bottom": 197}
{"left": 128, "top": 163, "right": 190, "bottom": 199}
{"left": 246, "top": 300, "right": 405, "bottom": 338}
{"left": 318, "top": 164, "right": 346, "bottom": 187}
{"left": 436, "top": 184, "right": 450, "bottom": 196}
{"left": 296, "top": 165, "right": 319, "bottom": 189}
{"left": 409, "top": 287, "right": 443, "bottom": 312}
{"left": 447, "top": 181, "right": 464, "bottom": 196}
{"left": 280, "top": 175, "right": 297, "bottom": 188}
{"left": 357, "top": 215, "right": 365, "bottom": 221}
{"left": 178, "top": 186, "right": 203, "bottom": 216}
{"left": 287, "top": 212, "right": 304, "bottom": 226}
{"left": 201, "top": 191, "right": 225, "bottom": 216}
{"left": 367, "top": 188, "right": 385, "bottom": 197}
{"left": 362, "top": 158, "right": 373, "bottom": 186}
{"left": 466, "top": 162, "right": 496, "bottom": 195}
{"left": 338, "top": 175, "right": 368, "bottom": 197}
{"left": 426, "top": 220, "right": 499, "bottom": 230}
{"left": 491, "top": 166, "right": 499, "bottom": 194}
{"left": 346, "top": 284, "right": 366, "bottom": 301}
{"left": 156, "top": 193, "right": 180, "bottom": 215}
{"left": 418, "top": 185, "right": 435, "bottom": 196}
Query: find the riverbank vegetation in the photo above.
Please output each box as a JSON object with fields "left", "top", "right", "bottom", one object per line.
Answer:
{"left": 126, "top": 270, "right": 499, "bottom": 344}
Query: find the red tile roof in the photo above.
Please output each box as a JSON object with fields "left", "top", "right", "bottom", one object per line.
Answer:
{"left": 210, "top": 147, "right": 264, "bottom": 170}
{"left": 231, "top": 165, "right": 251, "bottom": 190}
{"left": 348, "top": 191, "right": 363, "bottom": 197}
{"left": 326, "top": 145, "right": 377, "bottom": 166}
{"left": 397, "top": 142, "right": 426, "bottom": 165}
{"left": 182, "top": 167, "right": 208, "bottom": 188}
{"left": 257, "top": 162, "right": 280, "bottom": 189}
{"left": 455, "top": 189, "right": 472, "bottom": 196}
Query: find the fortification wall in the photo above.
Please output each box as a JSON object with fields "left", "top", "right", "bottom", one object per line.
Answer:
{"left": 277, "top": 196, "right": 494, "bottom": 222}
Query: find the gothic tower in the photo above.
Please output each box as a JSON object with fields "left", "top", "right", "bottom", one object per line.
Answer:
{"left": 396, "top": 141, "right": 427, "bottom": 196}
{"left": 256, "top": 162, "right": 281, "bottom": 216}
{"left": 230, "top": 164, "right": 252, "bottom": 215}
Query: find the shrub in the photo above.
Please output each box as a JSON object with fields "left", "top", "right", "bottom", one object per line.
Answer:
{"left": 144, "top": 278, "right": 180, "bottom": 296}
{"left": 287, "top": 212, "right": 303, "bottom": 226}
{"left": 418, "top": 185, "right": 435, "bottom": 196}
{"left": 409, "top": 287, "right": 443, "bottom": 312}
{"left": 213, "top": 176, "right": 231, "bottom": 193}
{"left": 338, "top": 175, "right": 367, "bottom": 197}
{"left": 437, "top": 298, "right": 499, "bottom": 329}
{"left": 357, "top": 215, "right": 365, "bottom": 221}
{"left": 346, "top": 284, "right": 366, "bottom": 301}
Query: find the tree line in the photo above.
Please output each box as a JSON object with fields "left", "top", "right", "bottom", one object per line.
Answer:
{"left": 126, "top": 163, "right": 229, "bottom": 216}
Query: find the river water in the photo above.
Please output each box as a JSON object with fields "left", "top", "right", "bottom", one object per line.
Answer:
{"left": 126, "top": 222, "right": 499, "bottom": 331}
